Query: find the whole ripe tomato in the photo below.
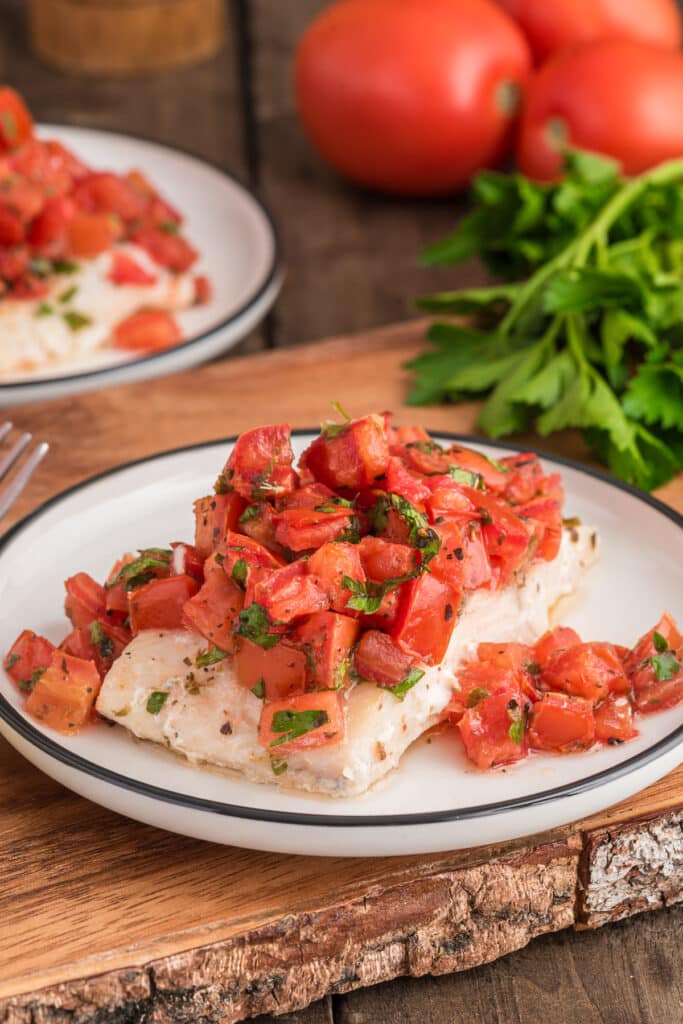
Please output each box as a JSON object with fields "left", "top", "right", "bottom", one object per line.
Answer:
{"left": 294, "top": 0, "right": 532, "bottom": 195}
{"left": 497, "top": 0, "right": 681, "bottom": 65}
{"left": 517, "top": 39, "right": 683, "bottom": 180}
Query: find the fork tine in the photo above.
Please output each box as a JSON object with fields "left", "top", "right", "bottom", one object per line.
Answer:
{"left": 0, "top": 421, "right": 12, "bottom": 444}
{"left": 0, "top": 442, "right": 49, "bottom": 521}
{"left": 0, "top": 431, "right": 31, "bottom": 481}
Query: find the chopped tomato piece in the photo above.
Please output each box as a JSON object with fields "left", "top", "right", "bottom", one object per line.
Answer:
{"left": 108, "top": 251, "right": 157, "bottom": 286}
{"left": 527, "top": 692, "right": 595, "bottom": 753}
{"left": 388, "top": 424, "right": 431, "bottom": 451}
{"left": 253, "top": 562, "right": 329, "bottom": 624}
{"left": 0, "top": 204, "right": 24, "bottom": 245}
{"left": 391, "top": 572, "right": 460, "bottom": 664}
{"left": 476, "top": 642, "right": 539, "bottom": 701}
{"left": 383, "top": 456, "right": 431, "bottom": 506}
{"left": 594, "top": 694, "right": 637, "bottom": 744}
{"left": 0, "top": 88, "right": 33, "bottom": 152}
{"left": 194, "top": 274, "right": 212, "bottom": 304}
{"left": 234, "top": 637, "right": 307, "bottom": 701}
{"left": 426, "top": 476, "right": 480, "bottom": 521}
{"left": 1, "top": 177, "right": 44, "bottom": 222}
{"left": 170, "top": 542, "right": 204, "bottom": 582}
{"left": 297, "top": 611, "right": 359, "bottom": 689}
{"left": 238, "top": 502, "right": 280, "bottom": 552}
{"left": 73, "top": 172, "right": 144, "bottom": 222}
{"left": 542, "top": 643, "right": 628, "bottom": 705}
{"left": 218, "top": 530, "right": 284, "bottom": 589}
{"left": 354, "top": 628, "right": 418, "bottom": 687}
{"left": 534, "top": 626, "right": 581, "bottom": 669}
{"left": 64, "top": 572, "right": 106, "bottom": 629}
{"left": 358, "top": 535, "right": 418, "bottom": 581}
{"left": 183, "top": 569, "right": 244, "bottom": 652}
{"left": 129, "top": 574, "right": 200, "bottom": 634}
{"left": 224, "top": 424, "right": 298, "bottom": 501}
{"left": 499, "top": 453, "right": 545, "bottom": 504}
{"left": 258, "top": 691, "right": 345, "bottom": 753}
{"left": 624, "top": 612, "right": 683, "bottom": 676}
{"left": 273, "top": 505, "right": 357, "bottom": 551}
{"left": 62, "top": 621, "right": 130, "bottom": 678}
{"left": 0, "top": 244, "right": 29, "bottom": 282}
{"left": 67, "top": 211, "right": 122, "bottom": 258}
{"left": 4, "top": 630, "right": 56, "bottom": 688}
{"left": 447, "top": 445, "right": 509, "bottom": 492}
{"left": 10, "top": 272, "right": 48, "bottom": 299}
{"left": 462, "top": 488, "right": 531, "bottom": 581}
{"left": 28, "top": 195, "right": 74, "bottom": 258}
{"left": 25, "top": 651, "right": 101, "bottom": 734}
{"left": 626, "top": 618, "right": 683, "bottom": 713}
{"left": 112, "top": 310, "right": 182, "bottom": 353}
{"left": 130, "top": 224, "right": 198, "bottom": 272}
{"left": 307, "top": 541, "right": 366, "bottom": 614}
{"left": 301, "top": 413, "right": 389, "bottom": 491}
{"left": 458, "top": 690, "right": 528, "bottom": 769}
{"left": 279, "top": 482, "right": 334, "bottom": 509}
{"left": 429, "top": 518, "right": 493, "bottom": 592}
{"left": 400, "top": 441, "right": 452, "bottom": 477}
{"left": 518, "top": 497, "right": 562, "bottom": 562}
{"left": 447, "top": 660, "right": 520, "bottom": 724}
{"left": 193, "top": 493, "right": 247, "bottom": 559}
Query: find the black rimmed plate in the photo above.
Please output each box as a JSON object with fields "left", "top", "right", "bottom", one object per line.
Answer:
{"left": 0, "top": 125, "right": 282, "bottom": 406}
{"left": 0, "top": 433, "right": 681, "bottom": 856}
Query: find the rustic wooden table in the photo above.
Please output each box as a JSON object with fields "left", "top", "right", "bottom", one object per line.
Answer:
{"left": 0, "top": 2, "right": 681, "bottom": 1022}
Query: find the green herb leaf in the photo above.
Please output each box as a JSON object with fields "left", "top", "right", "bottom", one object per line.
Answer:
{"left": 231, "top": 558, "right": 248, "bottom": 585}
{"left": 90, "top": 621, "right": 115, "bottom": 661}
{"left": 214, "top": 472, "right": 230, "bottom": 494}
{"left": 650, "top": 652, "right": 680, "bottom": 682}
{"left": 652, "top": 631, "right": 669, "bottom": 653}
{"left": 5, "top": 653, "right": 20, "bottom": 670}
{"left": 108, "top": 550, "right": 171, "bottom": 590}
{"left": 270, "top": 757, "right": 288, "bottom": 775}
{"left": 35, "top": 302, "right": 53, "bottom": 317}
{"left": 380, "top": 667, "right": 425, "bottom": 701}
{"left": 239, "top": 504, "right": 261, "bottom": 524}
{"left": 251, "top": 678, "right": 265, "bottom": 699}
{"left": 19, "top": 668, "right": 45, "bottom": 693}
{"left": 236, "top": 603, "right": 280, "bottom": 649}
{"left": 161, "top": 220, "right": 180, "bottom": 234}
{"left": 448, "top": 465, "right": 484, "bottom": 489}
{"left": 196, "top": 647, "right": 227, "bottom": 668}
{"left": 466, "top": 686, "right": 490, "bottom": 708}
{"left": 63, "top": 311, "right": 93, "bottom": 332}
{"left": 58, "top": 285, "right": 79, "bottom": 304}
{"left": 372, "top": 493, "right": 441, "bottom": 564}
{"left": 508, "top": 716, "right": 526, "bottom": 744}
{"left": 51, "top": 259, "right": 79, "bottom": 275}
{"left": 269, "top": 708, "right": 331, "bottom": 747}
{"left": 146, "top": 691, "right": 168, "bottom": 715}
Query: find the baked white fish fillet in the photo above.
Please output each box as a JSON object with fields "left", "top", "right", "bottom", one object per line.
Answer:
{"left": 97, "top": 524, "right": 598, "bottom": 797}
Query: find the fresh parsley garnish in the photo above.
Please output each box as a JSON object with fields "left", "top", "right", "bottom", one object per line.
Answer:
{"left": 231, "top": 558, "right": 248, "bottom": 585}
{"left": 161, "top": 220, "right": 180, "bottom": 234}
{"left": 58, "top": 285, "right": 78, "bottom": 304}
{"left": 35, "top": 302, "right": 53, "bottom": 318}
{"left": 448, "top": 465, "right": 484, "bottom": 489}
{"left": 107, "top": 550, "right": 171, "bottom": 591}
{"left": 239, "top": 504, "right": 261, "bottom": 523}
{"left": 236, "top": 603, "right": 280, "bottom": 649}
{"left": 5, "top": 653, "right": 20, "bottom": 670}
{"left": 63, "top": 311, "right": 93, "bottom": 332}
{"left": 321, "top": 400, "right": 351, "bottom": 438}
{"left": 19, "top": 668, "right": 45, "bottom": 693}
{"left": 525, "top": 661, "right": 542, "bottom": 677}
{"left": 268, "top": 708, "right": 330, "bottom": 747}
{"left": 90, "top": 621, "right": 114, "bottom": 660}
{"left": 52, "top": 259, "right": 79, "bottom": 275}
{"left": 507, "top": 700, "right": 526, "bottom": 744}
{"left": 652, "top": 631, "right": 669, "bottom": 653}
{"left": 146, "top": 691, "right": 168, "bottom": 714}
{"left": 380, "top": 667, "right": 424, "bottom": 701}
{"left": 466, "top": 686, "right": 490, "bottom": 708}
{"left": 270, "top": 757, "right": 288, "bottom": 775}
{"left": 371, "top": 492, "right": 441, "bottom": 564}
{"left": 1, "top": 110, "right": 17, "bottom": 143}
{"left": 196, "top": 647, "right": 227, "bottom": 668}
{"left": 650, "top": 652, "right": 680, "bottom": 682}
{"left": 251, "top": 678, "right": 265, "bottom": 699}
{"left": 214, "top": 471, "right": 230, "bottom": 494}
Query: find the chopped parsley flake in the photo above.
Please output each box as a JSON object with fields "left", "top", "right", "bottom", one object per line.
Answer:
{"left": 269, "top": 708, "right": 330, "bottom": 747}
{"left": 652, "top": 631, "right": 669, "bottom": 653}
{"left": 90, "top": 621, "right": 114, "bottom": 660}
{"left": 231, "top": 558, "right": 248, "bottom": 585}
{"left": 380, "top": 667, "right": 425, "bottom": 701}
{"left": 63, "top": 311, "right": 93, "bottom": 332}
{"left": 196, "top": 647, "right": 227, "bottom": 668}
{"left": 146, "top": 691, "right": 168, "bottom": 715}
{"left": 236, "top": 603, "right": 280, "bottom": 649}
{"left": 19, "top": 668, "right": 45, "bottom": 693}
{"left": 650, "top": 652, "right": 680, "bottom": 682}
{"left": 251, "top": 678, "right": 265, "bottom": 699}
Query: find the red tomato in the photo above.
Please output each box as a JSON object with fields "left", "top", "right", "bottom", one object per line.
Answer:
{"left": 67, "top": 211, "right": 122, "bottom": 258}
{"left": 447, "top": 659, "right": 520, "bottom": 723}
{"left": 296, "top": 610, "right": 360, "bottom": 689}
{"left": 0, "top": 245, "right": 29, "bottom": 282}
{"left": 130, "top": 224, "right": 197, "bottom": 272}
{"left": 218, "top": 530, "right": 284, "bottom": 589}
{"left": 518, "top": 40, "right": 683, "bottom": 181}
{"left": 234, "top": 638, "right": 307, "bottom": 701}
{"left": 388, "top": 424, "right": 431, "bottom": 450}
{"left": 497, "top": 0, "right": 682, "bottom": 65}
{"left": 0, "top": 88, "right": 33, "bottom": 152}
{"left": 4, "top": 630, "right": 56, "bottom": 688}
{"left": 534, "top": 626, "right": 581, "bottom": 669}
{"left": 0, "top": 204, "right": 24, "bottom": 246}
{"left": 62, "top": 621, "right": 130, "bottom": 678}
{"left": 458, "top": 690, "right": 528, "bottom": 769}
{"left": 73, "top": 172, "right": 144, "bottom": 221}
{"left": 594, "top": 693, "right": 637, "bottom": 744}
{"left": 301, "top": 414, "right": 389, "bottom": 491}
{"left": 112, "top": 310, "right": 182, "bottom": 353}
{"left": 426, "top": 476, "right": 479, "bottom": 522}
{"left": 273, "top": 506, "right": 357, "bottom": 551}
{"left": 10, "top": 138, "right": 87, "bottom": 197}
{"left": 476, "top": 641, "right": 538, "bottom": 700}
{"left": 193, "top": 493, "right": 247, "bottom": 559}
{"left": 1, "top": 177, "right": 44, "bottom": 222}
{"left": 183, "top": 571, "right": 244, "bottom": 652}
{"left": 295, "top": 0, "right": 531, "bottom": 195}
{"left": 624, "top": 612, "right": 683, "bottom": 675}
{"left": 108, "top": 251, "right": 157, "bottom": 286}
{"left": 400, "top": 443, "right": 451, "bottom": 478}
{"left": 237, "top": 502, "right": 281, "bottom": 552}
{"left": 383, "top": 457, "right": 432, "bottom": 507}
{"left": 169, "top": 542, "right": 204, "bottom": 582}
{"left": 462, "top": 488, "right": 530, "bottom": 580}
{"left": 252, "top": 562, "right": 329, "bottom": 624}
{"left": 9, "top": 273, "right": 48, "bottom": 299}
{"left": 527, "top": 692, "right": 595, "bottom": 752}
{"left": 391, "top": 572, "right": 459, "bottom": 664}
{"left": 499, "top": 452, "right": 544, "bottom": 504}
{"left": 542, "top": 642, "right": 628, "bottom": 705}
{"left": 28, "top": 196, "right": 75, "bottom": 258}
{"left": 354, "top": 628, "right": 419, "bottom": 687}
{"left": 447, "top": 446, "right": 509, "bottom": 492}
{"left": 518, "top": 497, "right": 562, "bottom": 562}
{"left": 64, "top": 573, "right": 106, "bottom": 629}
{"left": 224, "top": 424, "right": 298, "bottom": 501}
{"left": 279, "top": 482, "right": 334, "bottom": 510}
{"left": 307, "top": 541, "right": 366, "bottom": 614}
{"left": 258, "top": 691, "right": 345, "bottom": 753}
{"left": 630, "top": 645, "right": 683, "bottom": 713}
{"left": 25, "top": 651, "right": 101, "bottom": 734}
{"left": 357, "top": 535, "right": 418, "bottom": 581}
{"left": 193, "top": 274, "right": 212, "bottom": 304}
{"left": 129, "top": 574, "right": 200, "bottom": 634}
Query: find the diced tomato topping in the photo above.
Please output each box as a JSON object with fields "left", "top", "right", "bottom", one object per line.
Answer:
{"left": 238, "top": 502, "right": 281, "bottom": 552}
{"left": 25, "top": 651, "right": 101, "bottom": 734}
{"left": 500, "top": 453, "right": 545, "bottom": 504}
{"left": 594, "top": 694, "right": 637, "bottom": 744}
{"left": 446, "top": 660, "right": 520, "bottom": 724}
{"left": 534, "top": 626, "right": 582, "bottom": 669}
{"left": 542, "top": 643, "right": 628, "bottom": 705}
{"left": 129, "top": 574, "right": 200, "bottom": 634}
{"left": 626, "top": 618, "right": 683, "bottom": 713}
{"left": 307, "top": 541, "right": 366, "bottom": 614}
{"left": 391, "top": 572, "right": 460, "bottom": 664}
{"left": 273, "top": 505, "right": 357, "bottom": 551}
{"left": 518, "top": 497, "right": 562, "bottom": 562}
{"left": 426, "top": 476, "right": 480, "bottom": 521}
{"left": 354, "top": 628, "right": 419, "bottom": 688}
{"left": 10, "top": 272, "right": 48, "bottom": 299}
{"left": 400, "top": 441, "right": 452, "bottom": 477}
{"left": 301, "top": 414, "right": 389, "bottom": 491}
{"left": 194, "top": 274, "right": 212, "bottom": 304}
{"left": 447, "top": 446, "right": 509, "bottom": 492}
{"left": 0, "top": 244, "right": 28, "bottom": 282}
{"left": 170, "top": 542, "right": 204, "bottom": 582}
{"left": 193, "top": 493, "right": 247, "bottom": 559}
{"left": 624, "top": 613, "right": 683, "bottom": 676}
{"left": 458, "top": 690, "right": 528, "bottom": 769}
{"left": 253, "top": 562, "right": 329, "bottom": 624}
{"left": 358, "top": 535, "right": 418, "bottom": 581}
{"left": 73, "top": 172, "right": 145, "bottom": 222}
{"left": 61, "top": 620, "right": 130, "bottom": 678}
{"left": 258, "top": 691, "right": 345, "bottom": 753}
{"left": 130, "top": 224, "right": 198, "bottom": 272}
{"left": 108, "top": 251, "right": 157, "bottom": 286}
{"left": 0, "top": 204, "right": 24, "bottom": 246}
{"left": 0, "top": 88, "right": 33, "bottom": 152}
{"left": 67, "top": 211, "right": 123, "bottom": 258}
{"left": 297, "top": 611, "right": 359, "bottom": 689}
{"left": 224, "top": 424, "right": 298, "bottom": 501}
{"left": 462, "top": 488, "right": 531, "bottom": 581}
{"left": 4, "top": 630, "right": 56, "bottom": 687}
{"left": 234, "top": 638, "right": 307, "bottom": 701}
{"left": 476, "top": 642, "right": 539, "bottom": 701}
{"left": 112, "top": 310, "right": 181, "bottom": 353}
{"left": 279, "top": 482, "right": 334, "bottom": 509}
{"left": 218, "top": 530, "right": 284, "bottom": 590}
{"left": 64, "top": 573, "right": 106, "bottom": 629}
{"left": 27, "top": 196, "right": 74, "bottom": 258}
{"left": 0, "top": 177, "right": 44, "bottom": 223}
{"left": 527, "top": 692, "right": 595, "bottom": 753}
{"left": 383, "top": 456, "right": 432, "bottom": 506}
{"left": 388, "top": 424, "right": 431, "bottom": 451}
{"left": 183, "top": 569, "right": 244, "bottom": 652}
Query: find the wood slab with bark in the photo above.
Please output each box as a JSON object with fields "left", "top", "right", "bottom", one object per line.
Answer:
{"left": 0, "top": 321, "right": 681, "bottom": 1024}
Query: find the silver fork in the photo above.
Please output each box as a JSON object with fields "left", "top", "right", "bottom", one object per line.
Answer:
{"left": 0, "top": 422, "right": 49, "bottom": 521}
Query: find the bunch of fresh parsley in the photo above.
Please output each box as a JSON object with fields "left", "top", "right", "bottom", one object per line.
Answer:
{"left": 407, "top": 151, "right": 683, "bottom": 491}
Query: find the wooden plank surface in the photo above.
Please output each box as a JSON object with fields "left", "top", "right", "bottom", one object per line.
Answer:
{"left": 1, "top": 322, "right": 681, "bottom": 1024}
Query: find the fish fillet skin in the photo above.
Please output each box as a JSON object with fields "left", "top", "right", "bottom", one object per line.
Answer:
{"left": 97, "top": 524, "right": 598, "bottom": 797}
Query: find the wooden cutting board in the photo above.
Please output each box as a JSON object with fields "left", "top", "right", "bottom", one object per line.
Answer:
{"left": 1, "top": 320, "right": 682, "bottom": 1024}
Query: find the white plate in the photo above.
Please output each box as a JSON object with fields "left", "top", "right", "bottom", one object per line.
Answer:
{"left": 0, "top": 434, "right": 681, "bottom": 857}
{"left": 0, "top": 125, "right": 282, "bottom": 405}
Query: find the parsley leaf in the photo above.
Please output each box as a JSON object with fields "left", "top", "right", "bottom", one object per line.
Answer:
{"left": 236, "top": 603, "right": 280, "bottom": 649}
{"left": 231, "top": 558, "right": 248, "bottom": 585}
{"left": 270, "top": 757, "right": 288, "bottom": 775}
{"left": 5, "top": 653, "right": 20, "bottom": 670}
{"left": 652, "top": 631, "right": 669, "bottom": 654}
{"left": 63, "top": 311, "right": 93, "bottom": 332}
{"left": 146, "top": 691, "right": 168, "bottom": 714}
{"left": 507, "top": 700, "right": 526, "bottom": 744}
{"left": 269, "top": 708, "right": 330, "bottom": 747}
{"left": 380, "top": 667, "right": 425, "bottom": 701}
{"left": 371, "top": 493, "right": 440, "bottom": 564}
{"left": 251, "top": 678, "right": 265, "bottom": 699}
{"left": 196, "top": 647, "right": 227, "bottom": 668}
{"left": 90, "top": 621, "right": 114, "bottom": 661}
{"left": 466, "top": 686, "right": 490, "bottom": 708}
{"left": 650, "top": 652, "right": 680, "bottom": 682}
{"left": 107, "top": 550, "right": 171, "bottom": 591}
{"left": 19, "top": 668, "right": 45, "bottom": 693}
{"left": 448, "top": 465, "right": 484, "bottom": 489}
